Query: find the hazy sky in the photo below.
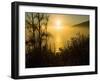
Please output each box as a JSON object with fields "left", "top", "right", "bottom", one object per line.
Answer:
{"left": 47, "top": 13, "right": 89, "bottom": 52}
{"left": 48, "top": 14, "right": 89, "bottom": 27}
{"left": 25, "top": 12, "right": 89, "bottom": 52}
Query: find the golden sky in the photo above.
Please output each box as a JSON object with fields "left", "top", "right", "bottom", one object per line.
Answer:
{"left": 47, "top": 14, "right": 89, "bottom": 52}
{"left": 25, "top": 12, "right": 89, "bottom": 53}
{"left": 48, "top": 14, "right": 89, "bottom": 27}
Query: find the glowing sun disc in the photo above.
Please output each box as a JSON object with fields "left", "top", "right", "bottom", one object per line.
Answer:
{"left": 56, "top": 20, "right": 61, "bottom": 30}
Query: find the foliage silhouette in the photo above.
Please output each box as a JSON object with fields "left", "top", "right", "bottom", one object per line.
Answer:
{"left": 26, "top": 33, "right": 89, "bottom": 68}
{"left": 62, "top": 33, "right": 89, "bottom": 66}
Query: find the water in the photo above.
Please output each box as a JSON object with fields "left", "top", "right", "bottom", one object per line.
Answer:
{"left": 47, "top": 26, "right": 89, "bottom": 53}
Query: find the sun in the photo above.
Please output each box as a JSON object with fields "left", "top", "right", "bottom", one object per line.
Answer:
{"left": 55, "top": 20, "right": 61, "bottom": 30}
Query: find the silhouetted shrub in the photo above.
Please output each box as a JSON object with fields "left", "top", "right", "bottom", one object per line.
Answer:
{"left": 62, "top": 33, "right": 89, "bottom": 66}
{"left": 26, "top": 33, "right": 89, "bottom": 68}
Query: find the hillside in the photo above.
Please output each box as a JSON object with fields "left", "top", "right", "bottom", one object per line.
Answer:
{"left": 73, "top": 21, "right": 89, "bottom": 27}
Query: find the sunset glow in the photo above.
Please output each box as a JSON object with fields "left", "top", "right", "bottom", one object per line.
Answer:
{"left": 55, "top": 20, "right": 61, "bottom": 30}
{"left": 25, "top": 12, "right": 90, "bottom": 68}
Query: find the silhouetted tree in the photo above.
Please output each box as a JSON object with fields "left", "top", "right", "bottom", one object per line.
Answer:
{"left": 25, "top": 12, "right": 51, "bottom": 67}
{"left": 25, "top": 12, "right": 49, "bottom": 54}
{"left": 25, "top": 12, "right": 37, "bottom": 54}
{"left": 35, "top": 13, "right": 49, "bottom": 52}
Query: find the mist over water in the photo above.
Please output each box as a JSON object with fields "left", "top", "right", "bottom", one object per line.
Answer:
{"left": 48, "top": 26, "right": 89, "bottom": 53}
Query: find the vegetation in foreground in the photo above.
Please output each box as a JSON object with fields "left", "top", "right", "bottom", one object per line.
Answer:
{"left": 26, "top": 34, "right": 89, "bottom": 68}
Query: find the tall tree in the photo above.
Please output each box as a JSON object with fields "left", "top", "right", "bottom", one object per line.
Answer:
{"left": 25, "top": 12, "right": 49, "bottom": 54}
{"left": 35, "top": 13, "right": 49, "bottom": 52}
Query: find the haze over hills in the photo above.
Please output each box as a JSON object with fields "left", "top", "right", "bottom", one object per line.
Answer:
{"left": 73, "top": 20, "right": 89, "bottom": 27}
